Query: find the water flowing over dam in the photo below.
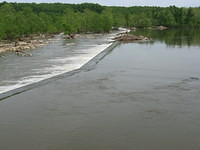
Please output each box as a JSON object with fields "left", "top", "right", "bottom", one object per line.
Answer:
{"left": 0, "top": 32, "right": 121, "bottom": 94}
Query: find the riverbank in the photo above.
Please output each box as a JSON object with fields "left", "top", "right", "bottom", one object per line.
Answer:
{"left": 0, "top": 34, "right": 55, "bottom": 55}
{"left": 0, "top": 30, "right": 122, "bottom": 56}
{"left": 0, "top": 26, "right": 163, "bottom": 56}
{"left": 113, "top": 33, "right": 150, "bottom": 42}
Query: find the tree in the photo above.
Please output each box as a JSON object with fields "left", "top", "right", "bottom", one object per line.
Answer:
{"left": 130, "top": 13, "right": 152, "bottom": 27}
{"left": 101, "top": 9, "right": 113, "bottom": 32}
{"left": 0, "top": 4, "right": 18, "bottom": 40}
{"left": 0, "top": 2, "right": 200, "bottom": 41}
{"left": 157, "top": 9, "right": 176, "bottom": 26}
{"left": 184, "top": 8, "right": 195, "bottom": 26}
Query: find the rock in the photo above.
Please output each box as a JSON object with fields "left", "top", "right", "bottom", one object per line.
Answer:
{"left": 147, "top": 26, "right": 168, "bottom": 30}
{"left": 15, "top": 50, "right": 32, "bottom": 57}
{"left": 64, "top": 34, "right": 76, "bottom": 39}
{"left": 10, "top": 47, "right": 17, "bottom": 51}
{"left": 70, "top": 34, "right": 75, "bottom": 39}
{"left": 130, "top": 27, "right": 137, "bottom": 31}
{"left": 156, "top": 26, "right": 168, "bottom": 30}
{"left": 143, "top": 37, "right": 149, "bottom": 40}
{"left": 113, "top": 34, "right": 150, "bottom": 42}
{"left": 38, "top": 40, "right": 44, "bottom": 44}
{"left": 18, "top": 41, "right": 28, "bottom": 46}
{"left": 64, "top": 35, "right": 70, "bottom": 39}
{"left": 190, "top": 77, "right": 199, "bottom": 80}
{"left": 40, "top": 34, "right": 45, "bottom": 38}
{"left": 29, "top": 45, "right": 36, "bottom": 49}
{"left": 31, "top": 40, "right": 37, "bottom": 43}
{"left": 24, "top": 46, "right": 31, "bottom": 50}
{"left": 0, "top": 33, "right": 55, "bottom": 55}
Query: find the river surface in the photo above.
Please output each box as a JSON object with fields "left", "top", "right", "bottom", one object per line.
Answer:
{"left": 0, "top": 29, "right": 200, "bottom": 150}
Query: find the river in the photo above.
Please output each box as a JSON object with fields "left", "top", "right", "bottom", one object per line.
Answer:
{"left": 0, "top": 28, "right": 200, "bottom": 150}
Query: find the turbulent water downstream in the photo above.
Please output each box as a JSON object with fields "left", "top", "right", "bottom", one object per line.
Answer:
{"left": 0, "top": 32, "right": 121, "bottom": 94}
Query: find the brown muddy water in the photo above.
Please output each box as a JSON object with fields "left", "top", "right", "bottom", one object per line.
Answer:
{"left": 0, "top": 29, "right": 200, "bottom": 150}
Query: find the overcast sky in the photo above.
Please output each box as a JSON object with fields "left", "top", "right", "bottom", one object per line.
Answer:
{"left": 1, "top": 0, "right": 200, "bottom": 7}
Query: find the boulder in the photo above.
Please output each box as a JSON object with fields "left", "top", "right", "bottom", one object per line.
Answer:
{"left": 155, "top": 26, "right": 168, "bottom": 30}
{"left": 18, "top": 41, "right": 28, "bottom": 46}
{"left": 64, "top": 34, "right": 76, "bottom": 39}
{"left": 113, "top": 34, "right": 150, "bottom": 42}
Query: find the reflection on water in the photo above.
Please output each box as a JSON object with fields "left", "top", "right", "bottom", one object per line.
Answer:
{"left": 132, "top": 28, "right": 200, "bottom": 47}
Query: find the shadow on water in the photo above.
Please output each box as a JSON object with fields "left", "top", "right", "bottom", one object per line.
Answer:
{"left": 132, "top": 28, "right": 200, "bottom": 47}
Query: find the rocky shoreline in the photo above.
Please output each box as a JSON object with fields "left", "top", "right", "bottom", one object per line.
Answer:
{"left": 112, "top": 26, "right": 168, "bottom": 42}
{"left": 113, "top": 33, "right": 150, "bottom": 42}
{"left": 0, "top": 27, "right": 156, "bottom": 56}
{"left": 147, "top": 26, "right": 168, "bottom": 30}
{"left": 0, "top": 34, "right": 55, "bottom": 56}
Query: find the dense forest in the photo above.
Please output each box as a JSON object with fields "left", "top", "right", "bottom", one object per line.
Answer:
{"left": 0, "top": 2, "right": 200, "bottom": 40}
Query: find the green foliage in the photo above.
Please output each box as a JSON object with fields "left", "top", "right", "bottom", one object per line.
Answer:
{"left": 0, "top": 2, "right": 199, "bottom": 40}
{"left": 156, "top": 9, "right": 176, "bottom": 26}
{"left": 129, "top": 13, "right": 152, "bottom": 27}
{"left": 101, "top": 9, "right": 113, "bottom": 32}
{"left": 184, "top": 8, "right": 195, "bottom": 26}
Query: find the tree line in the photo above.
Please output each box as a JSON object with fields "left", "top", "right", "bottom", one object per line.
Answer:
{"left": 0, "top": 2, "right": 200, "bottom": 40}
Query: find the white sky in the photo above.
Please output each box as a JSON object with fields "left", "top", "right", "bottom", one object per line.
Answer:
{"left": 1, "top": 0, "right": 200, "bottom": 7}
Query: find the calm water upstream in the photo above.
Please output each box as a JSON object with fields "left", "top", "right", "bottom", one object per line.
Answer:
{"left": 0, "top": 29, "right": 200, "bottom": 150}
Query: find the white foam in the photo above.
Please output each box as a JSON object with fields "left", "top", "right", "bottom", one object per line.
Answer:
{"left": 65, "top": 43, "right": 76, "bottom": 46}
